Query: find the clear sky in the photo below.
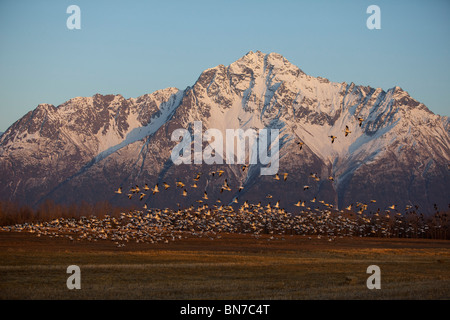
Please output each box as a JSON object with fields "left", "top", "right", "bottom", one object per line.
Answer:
{"left": 0, "top": 0, "right": 449, "bottom": 132}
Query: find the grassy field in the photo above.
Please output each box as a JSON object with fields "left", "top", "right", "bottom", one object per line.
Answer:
{"left": 0, "top": 232, "right": 449, "bottom": 300}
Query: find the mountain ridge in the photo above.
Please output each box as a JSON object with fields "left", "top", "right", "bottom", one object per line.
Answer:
{"left": 0, "top": 51, "right": 449, "bottom": 214}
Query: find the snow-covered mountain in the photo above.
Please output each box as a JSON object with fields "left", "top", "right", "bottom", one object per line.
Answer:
{"left": 0, "top": 51, "right": 449, "bottom": 214}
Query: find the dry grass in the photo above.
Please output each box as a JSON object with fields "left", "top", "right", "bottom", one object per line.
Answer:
{"left": 0, "top": 232, "right": 449, "bottom": 300}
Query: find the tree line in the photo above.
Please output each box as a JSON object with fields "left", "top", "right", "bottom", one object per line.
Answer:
{"left": 0, "top": 200, "right": 134, "bottom": 226}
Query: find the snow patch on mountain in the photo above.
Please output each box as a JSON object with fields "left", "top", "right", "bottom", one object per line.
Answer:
{"left": 93, "top": 89, "right": 184, "bottom": 164}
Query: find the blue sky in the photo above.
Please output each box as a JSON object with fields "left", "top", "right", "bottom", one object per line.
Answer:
{"left": 0, "top": 0, "right": 449, "bottom": 132}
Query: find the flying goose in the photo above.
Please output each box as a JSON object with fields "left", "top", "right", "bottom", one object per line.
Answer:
{"left": 221, "top": 179, "right": 231, "bottom": 192}
{"left": 114, "top": 187, "right": 122, "bottom": 194}
{"left": 358, "top": 117, "right": 364, "bottom": 127}
{"left": 344, "top": 125, "right": 351, "bottom": 137}
{"left": 176, "top": 181, "right": 185, "bottom": 188}
{"left": 329, "top": 135, "right": 337, "bottom": 143}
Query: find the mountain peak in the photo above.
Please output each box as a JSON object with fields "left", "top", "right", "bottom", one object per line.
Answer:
{"left": 230, "top": 51, "right": 304, "bottom": 75}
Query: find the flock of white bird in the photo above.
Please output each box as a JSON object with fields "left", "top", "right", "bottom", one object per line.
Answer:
{"left": 1, "top": 198, "right": 433, "bottom": 247}
{"left": 2, "top": 119, "right": 445, "bottom": 246}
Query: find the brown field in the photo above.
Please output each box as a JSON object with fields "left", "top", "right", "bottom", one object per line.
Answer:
{"left": 0, "top": 232, "right": 449, "bottom": 300}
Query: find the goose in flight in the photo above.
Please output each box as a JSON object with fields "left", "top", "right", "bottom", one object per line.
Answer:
{"left": 303, "top": 185, "right": 310, "bottom": 191}
{"left": 238, "top": 186, "right": 244, "bottom": 192}
{"left": 182, "top": 189, "right": 187, "bottom": 197}
{"left": 140, "top": 193, "right": 146, "bottom": 201}
{"left": 329, "top": 135, "right": 337, "bottom": 143}
{"left": 217, "top": 170, "right": 224, "bottom": 177}
{"left": 242, "top": 164, "right": 248, "bottom": 172}
{"left": 344, "top": 125, "right": 351, "bottom": 137}
{"left": 274, "top": 173, "right": 280, "bottom": 180}
{"left": 283, "top": 173, "right": 288, "bottom": 181}
{"left": 203, "top": 191, "right": 208, "bottom": 200}
{"left": 358, "top": 117, "right": 364, "bottom": 127}
{"left": 328, "top": 176, "right": 334, "bottom": 181}
{"left": 144, "top": 184, "right": 150, "bottom": 191}
{"left": 176, "top": 181, "right": 185, "bottom": 188}
{"left": 310, "top": 173, "right": 320, "bottom": 182}
{"left": 115, "top": 187, "right": 122, "bottom": 194}
{"left": 297, "top": 141, "right": 304, "bottom": 150}
{"left": 163, "top": 182, "right": 170, "bottom": 190}
{"left": 221, "top": 179, "right": 231, "bottom": 192}
{"left": 152, "top": 184, "right": 159, "bottom": 195}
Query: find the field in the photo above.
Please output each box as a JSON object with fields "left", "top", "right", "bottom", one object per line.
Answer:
{"left": 1, "top": 232, "right": 449, "bottom": 300}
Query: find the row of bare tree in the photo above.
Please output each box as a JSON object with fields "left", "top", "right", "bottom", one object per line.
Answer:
{"left": 0, "top": 200, "right": 133, "bottom": 226}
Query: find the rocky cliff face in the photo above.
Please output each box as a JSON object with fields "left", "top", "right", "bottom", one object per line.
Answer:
{"left": 0, "top": 51, "right": 449, "bottom": 214}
